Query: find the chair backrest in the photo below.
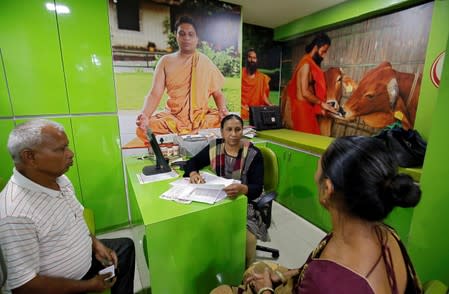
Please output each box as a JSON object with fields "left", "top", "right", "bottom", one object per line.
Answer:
{"left": 423, "top": 280, "right": 448, "bottom": 294}
{"left": 258, "top": 146, "right": 279, "bottom": 192}
{"left": 83, "top": 208, "right": 96, "bottom": 235}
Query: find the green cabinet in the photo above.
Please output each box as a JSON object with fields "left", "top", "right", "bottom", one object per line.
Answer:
{"left": 267, "top": 141, "right": 413, "bottom": 242}
{"left": 71, "top": 115, "right": 128, "bottom": 232}
{"left": 0, "top": 0, "right": 68, "bottom": 115}
{"left": 267, "top": 142, "right": 332, "bottom": 232}
{"left": 57, "top": 0, "right": 117, "bottom": 113}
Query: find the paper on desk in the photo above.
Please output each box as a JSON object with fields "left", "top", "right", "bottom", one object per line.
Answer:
{"left": 137, "top": 170, "right": 179, "bottom": 184}
{"left": 161, "top": 171, "right": 238, "bottom": 204}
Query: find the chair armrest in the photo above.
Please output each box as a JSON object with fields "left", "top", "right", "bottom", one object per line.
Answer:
{"left": 256, "top": 191, "right": 276, "bottom": 209}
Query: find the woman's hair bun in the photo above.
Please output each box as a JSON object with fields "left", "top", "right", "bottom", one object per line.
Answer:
{"left": 389, "top": 174, "right": 421, "bottom": 208}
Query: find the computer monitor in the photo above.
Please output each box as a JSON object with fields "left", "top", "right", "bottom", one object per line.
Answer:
{"left": 249, "top": 105, "right": 282, "bottom": 131}
{"left": 142, "top": 128, "right": 171, "bottom": 176}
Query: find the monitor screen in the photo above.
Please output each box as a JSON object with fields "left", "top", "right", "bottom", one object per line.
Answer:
{"left": 249, "top": 106, "right": 282, "bottom": 131}
{"left": 142, "top": 128, "right": 171, "bottom": 176}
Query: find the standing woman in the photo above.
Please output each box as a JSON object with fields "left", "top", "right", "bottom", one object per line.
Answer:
{"left": 183, "top": 114, "right": 266, "bottom": 267}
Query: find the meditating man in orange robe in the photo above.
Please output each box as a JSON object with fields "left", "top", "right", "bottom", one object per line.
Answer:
{"left": 136, "top": 16, "right": 228, "bottom": 135}
{"left": 281, "top": 33, "right": 337, "bottom": 134}
{"left": 241, "top": 49, "right": 272, "bottom": 120}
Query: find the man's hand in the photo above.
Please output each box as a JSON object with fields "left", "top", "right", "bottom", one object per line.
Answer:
{"left": 320, "top": 101, "right": 338, "bottom": 115}
{"left": 88, "top": 273, "right": 116, "bottom": 292}
{"left": 218, "top": 107, "right": 229, "bottom": 119}
{"left": 136, "top": 113, "right": 149, "bottom": 130}
{"left": 92, "top": 238, "right": 118, "bottom": 268}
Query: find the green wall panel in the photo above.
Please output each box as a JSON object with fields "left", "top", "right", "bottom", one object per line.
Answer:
{"left": 0, "top": 51, "right": 12, "bottom": 117}
{"left": 408, "top": 32, "right": 449, "bottom": 284}
{"left": 13, "top": 117, "right": 83, "bottom": 203}
{"left": 0, "top": 120, "right": 15, "bottom": 190}
{"left": 57, "top": 0, "right": 117, "bottom": 113}
{"left": 274, "top": 0, "right": 429, "bottom": 41}
{"left": 414, "top": 0, "right": 449, "bottom": 140}
{"left": 0, "top": 0, "right": 68, "bottom": 115}
{"left": 71, "top": 115, "right": 127, "bottom": 231}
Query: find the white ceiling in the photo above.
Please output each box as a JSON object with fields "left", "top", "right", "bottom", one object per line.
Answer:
{"left": 223, "top": 0, "right": 347, "bottom": 28}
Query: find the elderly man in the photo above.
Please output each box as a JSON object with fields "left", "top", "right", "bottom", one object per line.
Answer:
{"left": 0, "top": 119, "right": 135, "bottom": 294}
{"left": 241, "top": 49, "right": 272, "bottom": 120}
{"left": 136, "top": 15, "right": 229, "bottom": 135}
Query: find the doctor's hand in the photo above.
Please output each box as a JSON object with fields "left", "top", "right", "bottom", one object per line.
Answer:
{"left": 189, "top": 171, "right": 205, "bottom": 184}
{"left": 223, "top": 183, "right": 248, "bottom": 199}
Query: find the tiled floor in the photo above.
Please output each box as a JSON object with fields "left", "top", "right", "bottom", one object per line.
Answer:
{"left": 97, "top": 201, "right": 326, "bottom": 293}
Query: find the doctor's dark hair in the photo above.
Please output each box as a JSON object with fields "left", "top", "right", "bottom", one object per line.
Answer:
{"left": 175, "top": 15, "right": 198, "bottom": 34}
{"left": 320, "top": 136, "right": 421, "bottom": 221}
{"left": 221, "top": 114, "right": 243, "bottom": 129}
{"left": 305, "top": 32, "right": 331, "bottom": 53}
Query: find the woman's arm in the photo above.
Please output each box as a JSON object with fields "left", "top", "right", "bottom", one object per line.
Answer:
{"left": 183, "top": 144, "right": 211, "bottom": 178}
{"left": 245, "top": 150, "right": 264, "bottom": 200}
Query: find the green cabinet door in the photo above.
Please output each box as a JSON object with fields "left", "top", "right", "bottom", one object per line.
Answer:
{"left": 267, "top": 143, "right": 331, "bottom": 232}
{"left": 71, "top": 115, "right": 127, "bottom": 231}
{"left": 57, "top": 0, "right": 116, "bottom": 113}
{"left": 0, "top": 0, "right": 68, "bottom": 116}
{"left": 0, "top": 51, "right": 12, "bottom": 117}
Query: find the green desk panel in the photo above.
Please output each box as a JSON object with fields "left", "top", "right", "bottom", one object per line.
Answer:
{"left": 0, "top": 0, "right": 68, "bottom": 116}
{"left": 125, "top": 156, "right": 246, "bottom": 293}
{"left": 0, "top": 51, "right": 12, "bottom": 117}
{"left": 0, "top": 120, "right": 15, "bottom": 190}
{"left": 57, "top": 0, "right": 117, "bottom": 113}
{"left": 71, "top": 115, "right": 127, "bottom": 231}
{"left": 267, "top": 142, "right": 331, "bottom": 232}
{"left": 258, "top": 129, "right": 422, "bottom": 181}
{"left": 13, "top": 117, "right": 83, "bottom": 202}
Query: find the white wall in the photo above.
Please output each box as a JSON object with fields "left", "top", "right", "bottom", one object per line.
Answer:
{"left": 109, "top": 1, "right": 169, "bottom": 50}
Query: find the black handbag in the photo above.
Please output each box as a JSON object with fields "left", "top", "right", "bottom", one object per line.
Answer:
{"left": 374, "top": 126, "right": 427, "bottom": 168}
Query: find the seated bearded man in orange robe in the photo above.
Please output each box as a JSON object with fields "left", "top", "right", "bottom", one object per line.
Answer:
{"left": 241, "top": 49, "right": 272, "bottom": 120}
{"left": 136, "top": 16, "right": 229, "bottom": 136}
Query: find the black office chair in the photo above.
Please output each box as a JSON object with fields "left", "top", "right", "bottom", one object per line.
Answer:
{"left": 254, "top": 146, "right": 280, "bottom": 259}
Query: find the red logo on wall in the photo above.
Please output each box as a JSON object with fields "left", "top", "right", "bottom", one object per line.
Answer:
{"left": 430, "top": 51, "right": 445, "bottom": 88}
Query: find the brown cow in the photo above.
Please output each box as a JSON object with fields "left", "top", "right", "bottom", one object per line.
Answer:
{"left": 319, "top": 68, "right": 356, "bottom": 136}
{"left": 343, "top": 62, "right": 421, "bottom": 129}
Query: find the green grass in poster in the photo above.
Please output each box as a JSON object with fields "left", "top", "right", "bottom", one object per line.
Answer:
{"left": 115, "top": 72, "right": 241, "bottom": 112}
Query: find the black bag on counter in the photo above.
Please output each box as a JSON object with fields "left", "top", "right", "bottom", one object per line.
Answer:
{"left": 374, "top": 126, "right": 427, "bottom": 168}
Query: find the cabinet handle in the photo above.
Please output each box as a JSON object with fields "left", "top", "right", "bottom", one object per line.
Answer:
{"left": 288, "top": 152, "right": 292, "bottom": 162}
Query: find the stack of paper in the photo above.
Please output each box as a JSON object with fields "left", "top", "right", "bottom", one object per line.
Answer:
{"left": 160, "top": 172, "right": 239, "bottom": 204}
{"left": 137, "top": 170, "right": 179, "bottom": 184}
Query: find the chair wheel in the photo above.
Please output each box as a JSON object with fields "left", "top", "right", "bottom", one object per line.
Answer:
{"left": 272, "top": 251, "right": 280, "bottom": 259}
